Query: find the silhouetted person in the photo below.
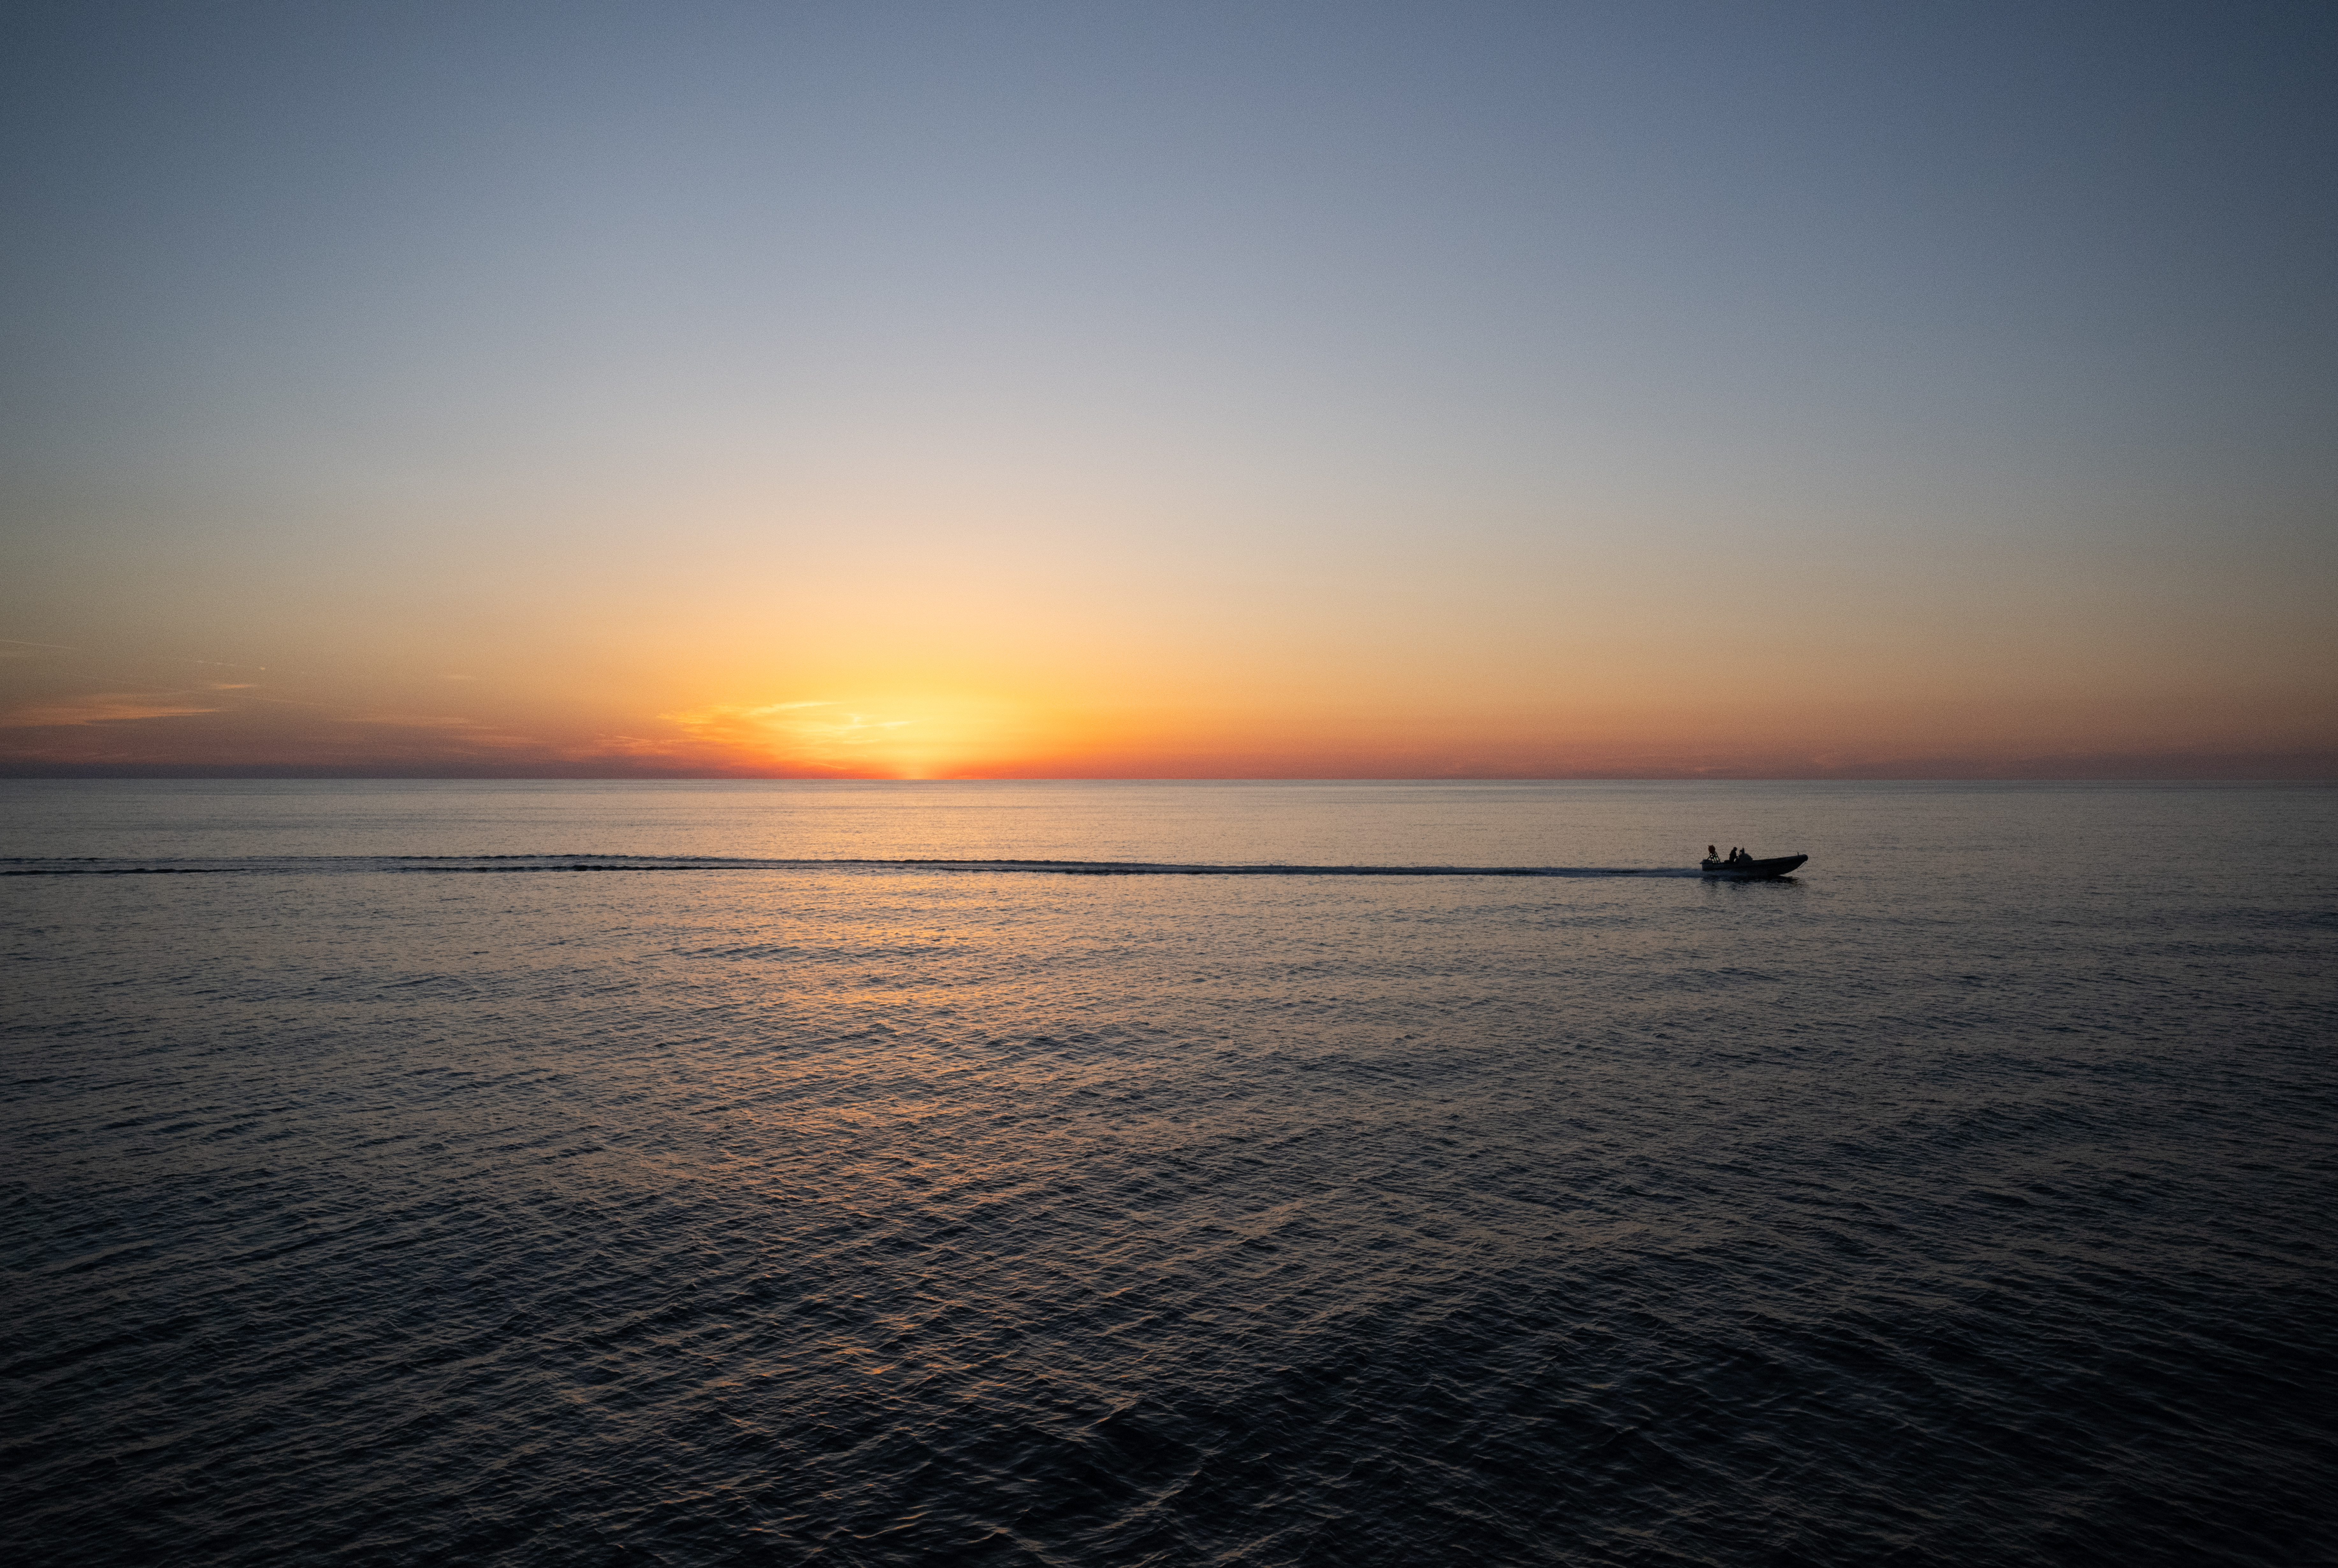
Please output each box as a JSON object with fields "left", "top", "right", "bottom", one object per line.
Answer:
{"left": 1708, "top": 844, "right": 1718, "bottom": 860}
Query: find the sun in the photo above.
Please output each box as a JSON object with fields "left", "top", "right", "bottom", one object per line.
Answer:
{"left": 658, "top": 691, "right": 1033, "bottom": 777}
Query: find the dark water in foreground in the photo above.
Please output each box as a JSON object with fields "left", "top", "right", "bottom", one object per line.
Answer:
{"left": 5, "top": 780, "right": 2335, "bottom": 1567}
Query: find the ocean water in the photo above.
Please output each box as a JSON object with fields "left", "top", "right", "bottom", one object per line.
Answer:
{"left": 4, "top": 778, "right": 2334, "bottom": 1567}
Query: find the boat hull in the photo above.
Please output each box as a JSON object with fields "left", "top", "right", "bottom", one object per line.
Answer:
{"left": 1699, "top": 854, "right": 1807, "bottom": 878}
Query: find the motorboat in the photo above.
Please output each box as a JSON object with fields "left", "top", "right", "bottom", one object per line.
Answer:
{"left": 1700, "top": 852, "right": 1807, "bottom": 878}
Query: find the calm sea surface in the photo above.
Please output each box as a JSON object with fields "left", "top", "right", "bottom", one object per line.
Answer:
{"left": 5, "top": 779, "right": 2335, "bottom": 1567}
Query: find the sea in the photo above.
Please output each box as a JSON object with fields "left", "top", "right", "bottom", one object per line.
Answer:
{"left": 5, "top": 778, "right": 2334, "bottom": 1567}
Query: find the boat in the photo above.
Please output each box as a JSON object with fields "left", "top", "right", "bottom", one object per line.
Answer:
{"left": 1699, "top": 852, "right": 1808, "bottom": 878}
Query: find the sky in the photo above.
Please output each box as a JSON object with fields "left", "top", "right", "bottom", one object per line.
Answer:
{"left": 3, "top": 0, "right": 2332, "bottom": 778}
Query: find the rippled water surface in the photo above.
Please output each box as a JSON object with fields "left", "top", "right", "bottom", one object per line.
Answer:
{"left": 6, "top": 780, "right": 2335, "bottom": 1566}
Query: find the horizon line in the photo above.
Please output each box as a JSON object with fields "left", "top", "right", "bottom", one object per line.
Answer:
{"left": 2, "top": 770, "right": 2331, "bottom": 785}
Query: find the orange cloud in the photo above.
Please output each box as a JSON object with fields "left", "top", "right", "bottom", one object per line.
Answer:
{"left": 0, "top": 693, "right": 222, "bottom": 726}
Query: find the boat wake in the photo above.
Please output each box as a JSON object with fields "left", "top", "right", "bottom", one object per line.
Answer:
{"left": 4, "top": 854, "right": 1712, "bottom": 879}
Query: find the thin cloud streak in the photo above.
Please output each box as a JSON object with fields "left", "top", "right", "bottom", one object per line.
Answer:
{"left": 0, "top": 694, "right": 222, "bottom": 727}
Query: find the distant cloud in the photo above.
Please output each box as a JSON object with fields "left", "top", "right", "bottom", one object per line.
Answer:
{"left": 351, "top": 711, "right": 484, "bottom": 728}
{"left": 0, "top": 694, "right": 222, "bottom": 727}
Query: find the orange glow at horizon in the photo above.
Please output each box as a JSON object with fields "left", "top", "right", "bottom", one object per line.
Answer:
{"left": 649, "top": 694, "right": 1050, "bottom": 779}
{"left": 4, "top": 599, "right": 2334, "bottom": 779}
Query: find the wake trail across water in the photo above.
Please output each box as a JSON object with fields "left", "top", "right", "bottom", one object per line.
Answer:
{"left": 3, "top": 854, "right": 1708, "bottom": 879}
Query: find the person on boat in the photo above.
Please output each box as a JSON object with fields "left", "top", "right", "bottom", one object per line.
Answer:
{"left": 1708, "top": 845, "right": 1718, "bottom": 860}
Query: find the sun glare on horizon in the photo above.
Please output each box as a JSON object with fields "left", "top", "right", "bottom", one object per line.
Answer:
{"left": 657, "top": 693, "right": 1037, "bottom": 778}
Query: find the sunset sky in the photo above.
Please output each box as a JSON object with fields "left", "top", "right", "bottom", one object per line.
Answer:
{"left": 4, "top": 1, "right": 2331, "bottom": 778}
